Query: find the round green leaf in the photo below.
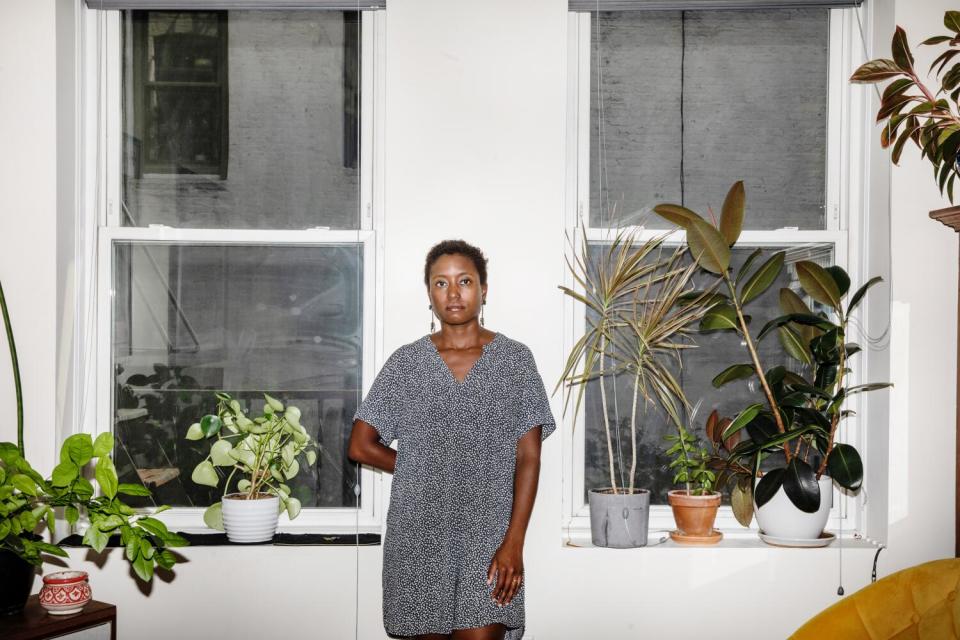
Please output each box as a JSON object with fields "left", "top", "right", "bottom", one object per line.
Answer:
{"left": 827, "top": 443, "right": 863, "bottom": 491}
{"left": 285, "top": 497, "right": 302, "bottom": 520}
{"left": 51, "top": 461, "right": 79, "bottom": 487}
{"left": 200, "top": 415, "right": 223, "bottom": 438}
{"left": 92, "top": 432, "right": 115, "bottom": 458}
{"left": 185, "top": 423, "right": 204, "bottom": 440}
{"left": 203, "top": 503, "right": 223, "bottom": 531}
{"left": 237, "top": 479, "right": 251, "bottom": 492}
{"left": 264, "top": 394, "right": 284, "bottom": 412}
{"left": 283, "top": 459, "right": 300, "bottom": 480}
{"left": 228, "top": 448, "right": 256, "bottom": 468}
{"left": 63, "top": 434, "right": 94, "bottom": 467}
{"left": 210, "top": 440, "right": 235, "bottom": 467}
{"left": 191, "top": 461, "right": 220, "bottom": 488}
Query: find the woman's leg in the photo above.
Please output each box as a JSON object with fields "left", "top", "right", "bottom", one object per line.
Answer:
{"left": 451, "top": 623, "right": 507, "bottom": 640}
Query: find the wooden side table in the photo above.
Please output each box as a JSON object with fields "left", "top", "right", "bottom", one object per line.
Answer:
{"left": 0, "top": 596, "right": 116, "bottom": 640}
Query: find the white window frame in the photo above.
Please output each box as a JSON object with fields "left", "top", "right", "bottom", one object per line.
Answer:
{"left": 80, "top": 7, "right": 389, "bottom": 534}
{"left": 562, "top": 6, "right": 878, "bottom": 543}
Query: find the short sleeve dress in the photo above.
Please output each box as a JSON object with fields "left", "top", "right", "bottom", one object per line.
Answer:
{"left": 352, "top": 332, "right": 556, "bottom": 640}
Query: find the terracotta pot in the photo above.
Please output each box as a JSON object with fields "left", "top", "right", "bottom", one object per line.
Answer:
{"left": 668, "top": 490, "right": 722, "bottom": 544}
{"left": 39, "top": 570, "right": 92, "bottom": 616}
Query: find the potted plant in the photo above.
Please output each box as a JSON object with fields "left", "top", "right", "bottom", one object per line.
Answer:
{"left": 0, "top": 279, "right": 186, "bottom": 616}
{"left": 664, "top": 402, "right": 721, "bottom": 545}
{"left": 186, "top": 392, "right": 319, "bottom": 543}
{"left": 558, "top": 221, "right": 715, "bottom": 548}
{"left": 654, "top": 182, "right": 891, "bottom": 544}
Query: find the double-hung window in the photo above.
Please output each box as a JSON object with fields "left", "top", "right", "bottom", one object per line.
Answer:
{"left": 86, "top": 3, "right": 385, "bottom": 533}
{"left": 563, "top": 1, "right": 878, "bottom": 541}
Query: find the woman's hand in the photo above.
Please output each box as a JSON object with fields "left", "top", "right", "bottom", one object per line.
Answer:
{"left": 487, "top": 538, "right": 524, "bottom": 606}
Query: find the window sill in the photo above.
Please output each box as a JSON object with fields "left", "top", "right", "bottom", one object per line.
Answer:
{"left": 563, "top": 528, "right": 879, "bottom": 551}
{"left": 59, "top": 531, "right": 381, "bottom": 548}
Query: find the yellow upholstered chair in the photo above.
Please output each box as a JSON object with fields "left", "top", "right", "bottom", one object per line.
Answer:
{"left": 790, "top": 558, "right": 960, "bottom": 639}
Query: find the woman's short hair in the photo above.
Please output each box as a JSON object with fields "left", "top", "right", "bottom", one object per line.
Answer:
{"left": 424, "top": 240, "right": 488, "bottom": 286}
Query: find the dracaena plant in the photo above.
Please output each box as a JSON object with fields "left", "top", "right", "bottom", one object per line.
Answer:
{"left": 557, "top": 219, "right": 716, "bottom": 496}
{"left": 186, "top": 392, "right": 319, "bottom": 529}
{"left": 0, "top": 435, "right": 187, "bottom": 580}
{"left": 654, "top": 181, "right": 891, "bottom": 523}
{"left": 850, "top": 13, "right": 960, "bottom": 202}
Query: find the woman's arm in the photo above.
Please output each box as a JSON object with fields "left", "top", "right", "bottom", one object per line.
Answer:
{"left": 487, "top": 425, "right": 543, "bottom": 606}
{"left": 347, "top": 419, "right": 397, "bottom": 474}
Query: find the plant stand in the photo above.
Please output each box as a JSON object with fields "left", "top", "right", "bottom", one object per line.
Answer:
{"left": 0, "top": 596, "right": 115, "bottom": 640}
{"left": 929, "top": 205, "right": 960, "bottom": 558}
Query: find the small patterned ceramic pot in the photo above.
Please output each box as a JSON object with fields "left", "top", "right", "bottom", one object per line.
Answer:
{"left": 39, "top": 570, "right": 92, "bottom": 615}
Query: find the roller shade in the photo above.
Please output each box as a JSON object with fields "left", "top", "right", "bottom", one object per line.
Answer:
{"left": 570, "top": 0, "right": 860, "bottom": 10}
{"left": 85, "top": 0, "right": 383, "bottom": 9}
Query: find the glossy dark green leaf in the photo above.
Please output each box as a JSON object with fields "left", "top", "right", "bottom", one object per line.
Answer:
{"left": 754, "top": 468, "right": 785, "bottom": 509}
{"left": 891, "top": 26, "right": 915, "bottom": 71}
{"left": 736, "top": 248, "right": 764, "bottom": 287}
{"left": 740, "top": 252, "right": 784, "bottom": 305}
{"left": 757, "top": 313, "right": 833, "bottom": 342}
{"left": 95, "top": 455, "right": 118, "bottom": 499}
{"left": 700, "top": 305, "right": 740, "bottom": 332}
{"left": 199, "top": 414, "right": 223, "bottom": 438}
{"left": 63, "top": 434, "right": 94, "bottom": 467}
{"left": 847, "top": 276, "right": 883, "bottom": 315}
{"left": 778, "top": 326, "right": 813, "bottom": 365}
{"left": 828, "top": 443, "right": 863, "bottom": 490}
{"left": 719, "top": 181, "right": 745, "bottom": 246}
{"left": 796, "top": 261, "right": 842, "bottom": 311}
{"left": 946, "top": 11, "right": 960, "bottom": 34}
{"left": 51, "top": 461, "right": 79, "bottom": 487}
{"left": 783, "top": 458, "right": 821, "bottom": 513}
{"left": 712, "top": 364, "right": 755, "bottom": 388}
{"left": 687, "top": 218, "right": 731, "bottom": 275}
{"left": 825, "top": 266, "right": 850, "bottom": 296}
{"left": 722, "top": 403, "right": 763, "bottom": 442}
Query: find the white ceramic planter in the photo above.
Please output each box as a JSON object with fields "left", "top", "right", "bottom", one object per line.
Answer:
{"left": 754, "top": 475, "right": 833, "bottom": 540}
{"left": 588, "top": 488, "right": 650, "bottom": 548}
{"left": 221, "top": 493, "right": 280, "bottom": 543}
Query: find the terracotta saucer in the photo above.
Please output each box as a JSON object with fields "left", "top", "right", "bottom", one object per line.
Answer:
{"left": 669, "top": 529, "right": 723, "bottom": 545}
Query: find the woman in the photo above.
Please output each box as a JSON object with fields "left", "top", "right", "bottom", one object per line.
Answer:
{"left": 348, "top": 239, "right": 556, "bottom": 640}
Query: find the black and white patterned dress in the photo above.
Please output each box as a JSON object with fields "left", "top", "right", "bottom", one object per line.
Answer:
{"left": 353, "top": 332, "right": 556, "bottom": 639}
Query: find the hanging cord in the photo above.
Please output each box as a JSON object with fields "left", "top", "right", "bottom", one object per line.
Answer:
{"left": 871, "top": 544, "right": 885, "bottom": 582}
{"left": 352, "top": 5, "right": 363, "bottom": 640}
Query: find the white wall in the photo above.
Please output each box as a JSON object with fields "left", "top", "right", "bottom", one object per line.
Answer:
{"left": 0, "top": 0, "right": 956, "bottom": 638}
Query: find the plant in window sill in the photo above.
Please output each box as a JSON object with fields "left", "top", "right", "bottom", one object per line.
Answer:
{"left": 850, "top": 14, "right": 960, "bottom": 202}
{"left": 558, "top": 220, "right": 716, "bottom": 548}
{"left": 186, "top": 392, "right": 319, "bottom": 543}
{"left": 653, "top": 182, "right": 892, "bottom": 543}
{"left": 663, "top": 403, "right": 722, "bottom": 545}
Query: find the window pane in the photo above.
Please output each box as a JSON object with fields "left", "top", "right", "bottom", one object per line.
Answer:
{"left": 111, "top": 242, "right": 364, "bottom": 509}
{"left": 590, "top": 9, "right": 829, "bottom": 230}
{"left": 583, "top": 242, "right": 834, "bottom": 505}
{"left": 122, "top": 10, "right": 361, "bottom": 229}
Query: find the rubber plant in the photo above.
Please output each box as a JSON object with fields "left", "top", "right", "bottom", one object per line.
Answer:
{"left": 557, "top": 220, "right": 716, "bottom": 495}
{"left": 653, "top": 182, "right": 891, "bottom": 524}
{"left": 0, "top": 277, "right": 186, "bottom": 580}
{"left": 187, "top": 392, "right": 319, "bottom": 529}
{"left": 850, "top": 12, "right": 960, "bottom": 201}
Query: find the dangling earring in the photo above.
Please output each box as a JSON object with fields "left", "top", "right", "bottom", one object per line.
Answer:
{"left": 480, "top": 299, "right": 486, "bottom": 326}
{"left": 428, "top": 304, "right": 435, "bottom": 333}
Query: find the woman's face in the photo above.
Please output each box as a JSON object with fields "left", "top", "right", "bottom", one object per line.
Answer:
{"left": 427, "top": 253, "right": 486, "bottom": 328}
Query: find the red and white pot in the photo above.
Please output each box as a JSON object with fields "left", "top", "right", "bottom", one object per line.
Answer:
{"left": 39, "top": 571, "right": 92, "bottom": 615}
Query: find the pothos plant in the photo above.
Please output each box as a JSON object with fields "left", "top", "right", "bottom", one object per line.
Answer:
{"left": 850, "top": 12, "right": 960, "bottom": 202}
{"left": 187, "top": 392, "right": 319, "bottom": 529}
{"left": 653, "top": 181, "right": 891, "bottom": 524}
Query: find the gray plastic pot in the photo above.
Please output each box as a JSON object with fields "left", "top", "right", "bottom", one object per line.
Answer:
{"left": 588, "top": 488, "right": 650, "bottom": 548}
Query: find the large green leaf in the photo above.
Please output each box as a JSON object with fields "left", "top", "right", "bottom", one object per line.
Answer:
{"left": 712, "top": 364, "right": 755, "bottom": 388}
{"left": 132, "top": 553, "right": 154, "bottom": 582}
{"left": 722, "top": 403, "right": 763, "bottom": 442}
{"left": 264, "top": 394, "right": 285, "bottom": 412}
{"left": 827, "top": 443, "right": 863, "bottom": 490}
{"left": 700, "top": 304, "right": 740, "bottom": 332}
{"left": 92, "top": 432, "right": 114, "bottom": 458}
{"left": 63, "top": 434, "right": 94, "bottom": 467}
{"left": 946, "top": 10, "right": 960, "bottom": 33}
{"left": 210, "top": 440, "right": 235, "bottom": 467}
{"left": 203, "top": 502, "right": 224, "bottom": 531}
{"left": 757, "top": 313, "right": 833, "bottom": 342}
{"left": 95, "top": 455, "right": 118, "bottom": 499}
{"left": 719, "top": 181, "right": 745, "bottom": 246}
{"left": 11, "top": 474, "right": 36, "bottom": 496}
{"left": 285, "top": 497, "right": 302, "bottom": 520}
{"left": 825, "top": 266, "right": 851, "bottom": 296}
{"left": 740, "top": 252, "right": 785, "bottom": 305}
{"left": 687, "top": 218, "right": 731, "bottom": 275}
{"left": 191, "top": 461, "right": 219, "bottom": 488}
{"left": 778, "top": 326, "right": 813, "bottom": 366}
{"left": 796, "top": 261, "right": 842, "bottom": 311}
{"left": 82, "top": 523, "right": 109, "bottom": 553}
{"left": 51, "top": 461, "right": 79, "bottom": 487}
{"left": 185, "top": 423, "right": 204, "bottom": 441}
{"left": 652, "top": 204, "right": 704, "bottom": 229}
{"left": 783, "top": 458, "right": 820, "bottom": 514}
{"left": 847, "top": 276, "right": 883, "bottom": 315}
{"left": 200, "top": 415, "right": 223, "bottom": 438}
{"left": 754, "top": 468, "right": 785, "bottom": 509}
{"left": 117, "top": 483, "right": 152, "bottom": 497}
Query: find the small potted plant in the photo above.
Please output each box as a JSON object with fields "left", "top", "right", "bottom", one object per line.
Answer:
{"left": 654, "top": 182, "right": 891, "bottom": 544}
{"left": 187, "top": 392, "right": 319, "bottom": 543}
{"left": 664, "top": 403, "right": 721, "bottom": 545}
{"left": 558, "top": 221, "right": 715, "bottom": 548}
